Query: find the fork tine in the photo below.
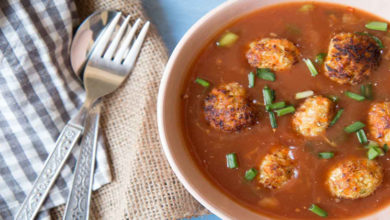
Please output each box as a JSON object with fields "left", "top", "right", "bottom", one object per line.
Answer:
{"left": 123, "top": 21, "right": 150, "bottom": 68}
{"left": 92, "top": 13, "right": 121, "bottom": 58}
{"left": 103, "top": 15, "right": 131, "bottom": 59}
{"left": 113, "top": 18, "right": 141, "bottom": 64}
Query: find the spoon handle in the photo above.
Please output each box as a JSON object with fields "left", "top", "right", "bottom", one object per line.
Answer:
{"left": 15, "top": 110, "right": 85, "bottom": 220}
{"left": 63, "top": 104, "right": 101, "bottom": 220}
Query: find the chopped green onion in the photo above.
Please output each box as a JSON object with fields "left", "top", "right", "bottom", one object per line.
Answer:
{"left": 344, "top": 121, "right": 365, "bottom": 133}
{"left": 266, "top": 101, "right": 286, "bottom": 111}
{"left": 269, "top": 111, "right": 277, "bottom": 128}
{"left": 315, "top": 53, "right": 327, "bottom": 65}
{"left": 195, "top": 78, "right": 210, "bottom": 87}
{"left": 365, "top": 21, "right": 388, "bottom": 31}
{"left": 367, "top": 146, "right": 384, "bottom": 160}
{"left": 360, "top": 84, "right": 373, "bottom": 100}
{"left": 257, "top": 68, "right": 276, "bottom": 81}
{"left": 248, "top": 72, "right": 255, "bottom": 88}
{"left": 309, "top": 204, "right": 328, "bottom": 217}
{"left": 244, "top": 168, "right": 258, "bottom": 181}
{"left": 226, "top": 153, "right": 238, "bottom": 168}
{"left": 262, "top": 86, "right": 274, "bottom": 105}
{"left": 329, "top": 109, "right": 344, "bottom": 127}
{"left": 303, "top": 58, "right": 318, "bottom": 76}
{"left": 318, "top": 152, "right": 334, "bottom": 159}
{"left": 275, "top": 106, "right": 296, "bottom": 117}
{"left": 295, "top": 90, "right": 314, "bottom": 99}
{"left": 345, "top": 91, "right": 365, "bottom": 101}
{"left": 384, "top": 144, "right": 389, "bottom": 153}
{"left": 356, "top": 129, "right": 368, "bottom": 144}
{"left": 365, "top": 140, "right": 379, "bottom": 149}
{"left": 327, "top": 95, "right": 339, "bottom": 102}
{"left": 216, "top": 32, "right": 239, "bottom": 47}
{"left": 299, "top": 4, "right": 315, "bottom": 12}
{"left": 356, "top": 32, "right": 384, "bottom": 49}
{"left": 286, "top": 24, "right": 301, "bottom": 35}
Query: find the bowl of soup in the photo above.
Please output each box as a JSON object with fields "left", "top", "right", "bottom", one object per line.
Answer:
{"left": 157, "top": 0, "right": 390, "bottom": 218}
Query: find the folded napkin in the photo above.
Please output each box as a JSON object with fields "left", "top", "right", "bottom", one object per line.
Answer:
{"left": 0, "top": 0, "right": 111, "bottom": 219}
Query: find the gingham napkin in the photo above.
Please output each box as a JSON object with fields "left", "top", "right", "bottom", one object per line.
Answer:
{"left": 0, "top": 0, "right": 112, "bottom": 219}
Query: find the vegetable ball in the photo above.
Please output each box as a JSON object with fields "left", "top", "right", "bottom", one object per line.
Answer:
{"left": 324, "top": 32, "right": 381, "bottom": 85}
{"left": 204, "top": 82, "right": 255, "bottom": 132}
{"left": 292, "top": 96, "right": 334, "bottom": 137}
{"left": 368, "top": 102, "right": 390, "bottom": 146}
{"left": 327, "top": 159, "right": 383, "bottom": 199}
{"left": 246, "top": 38, "right": 300, "bottom": 71}
{"left": 259, "top": 147, "right": 296, "bottom": 189}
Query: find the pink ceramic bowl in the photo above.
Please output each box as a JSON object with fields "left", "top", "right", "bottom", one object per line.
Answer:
{"left": 157, "top": 0, "right": 390, "bottom": 219}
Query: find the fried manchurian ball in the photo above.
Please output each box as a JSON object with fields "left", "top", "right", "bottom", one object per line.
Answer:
{"left": 327, "top": 159, "right": 383, "bottom": 199}
{"left": 292, "top": 96, "right": 334, "bottom": 137}
{"left": 324, "top": 32, "right": 381, "bottom": 85}
{"left": 204, "top": 82, "right": 255, "bottom": 132}
{"left": 259, "top": 147, "right": 296, "bottom": 189}
{"left": 368, "top": 102, "right": 390, "bottom": 146}
{"left": 246, "top": 38, "right": 300, "bottom": 71}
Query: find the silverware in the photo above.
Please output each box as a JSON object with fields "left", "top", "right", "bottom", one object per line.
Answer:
{"left": 63, "top": 14, "right": 149, "bottom": 220}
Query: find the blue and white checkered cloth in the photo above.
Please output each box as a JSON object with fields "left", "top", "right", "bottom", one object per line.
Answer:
{"left": 0, "top": 0, "right": 111, "bottom": 219}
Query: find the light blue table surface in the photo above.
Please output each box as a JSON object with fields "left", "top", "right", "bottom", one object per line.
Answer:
{"left": 143, "top": 1, "right": 225, "bottom": 219}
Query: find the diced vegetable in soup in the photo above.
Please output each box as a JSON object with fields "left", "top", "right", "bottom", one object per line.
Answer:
{"left": 181, "top": 2, "right": 390, "bottom": 219}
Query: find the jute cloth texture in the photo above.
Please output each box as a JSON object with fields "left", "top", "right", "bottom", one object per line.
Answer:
{"left": 50, "top": 0, "right": 209, "bottom": 219}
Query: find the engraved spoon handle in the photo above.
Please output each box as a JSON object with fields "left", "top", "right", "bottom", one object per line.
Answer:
{"left": 15, "top": 109, "right": 85, "bottom": 220}
{"left": 63, "top": 104, "right": 101, "bottom": 220}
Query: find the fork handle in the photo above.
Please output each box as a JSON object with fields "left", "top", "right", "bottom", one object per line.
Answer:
{"left": 63, "top": 104, "right": 101, "bottom": 220}
{"left": 15, "top": 119, "right": 84, "bottom": 220}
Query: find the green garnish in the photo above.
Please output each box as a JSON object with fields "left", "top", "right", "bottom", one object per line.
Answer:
{"left": 365, "top": 140, "right": 379, "bottom": 149}
{"left": 295, "top": 90, "right": 314, "bottom": 99}
{"left": 360, "top": 84, "right": 373, "bottom": 100}
{"left": 355, "top": 32, "right": 384, "bottom": 49}
{"left": 309, "top": 204, "right": 328, "bottom": 217}
{"left": 226, "top": 153, "right": 238, "bottom": 168}
{"left": 248, "top": 72, "right": 255, "bottom": 88}
{"left": 356, "top": 129, "right": 368, "bottom": 144}
{"left": 368, "top": 146, "right": 384, "bottom": 160}
{"left": 257, "top": 68, "right": 276, "bottom": 81}
{"left": 365, "top": 21, "right": 388, "bottom": 31}
{"left": 286, "top": 24, "right": 301, "bottom": 35}
{"left": 344, "top": 121, "right": 365, "bottom": 133}
{"left": 384, "top": 144, "right": 389, "bottom": 153}
{"left": 315, "top": 53, "right": 327, "bottom": 65}
{"left": 318, "top": 152, "right": 334, "bottom": 159}
{"left": 262, "top": 86, "right": 274, "bottom": 105}
{"left": 195, "top": 78, "right": 210, "bottom": 87}
{"left": 329, "top": 109, "right": 344, "bottom": 127}
{"left": 269, "top": 111, "right": 277, "bottom": 129}
{"left": 299, "top": 4, "right": 315, "bottom": 12}
{"left": 327, "top": 95, "right": 339, "bottom": 102}
{"left": 244, "top": 168, "right": 258, "bottom": 181}
{"left": 216, "top": 32, "right": 239, "bottom": 47}
{"left": 345, "top": 91, "right": 365, "bottom": 101}
{"left": 275, "top": 106, "right": 296, "bottom": 117}
{"left": 303, "top": 58, "right": 318, "bottom": 76}
{"left": 266, "top": 101, "right": 286, "bottom": 111}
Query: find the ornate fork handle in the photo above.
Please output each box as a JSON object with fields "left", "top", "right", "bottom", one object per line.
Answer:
{"left": 15, "top": 116, "right": 84, "bottom": 220}
{"left": 64, "top": 104, "right": 101, "bottom": 220}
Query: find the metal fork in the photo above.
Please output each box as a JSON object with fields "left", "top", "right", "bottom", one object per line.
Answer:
{"left": 62, "top": 14, "right": 149, "bottom": 220}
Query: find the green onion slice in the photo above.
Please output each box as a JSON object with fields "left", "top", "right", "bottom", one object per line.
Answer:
{"left": 286, "top": 24, "right": 301, "bottom": 35}
{"left": 262, "top": 86, "right": 274, "bottom": 105}
{"left": 269, "top": 111, "right": 277, "bottom": 129}
{"left": 344, "top": 121, "right": 365, "bottom": 133}
{"left": 275, "top": 106, "right": 296, "bottom": 117}
{"left": 299, "top": 4, "right": 315, "bottom": 12}
{"left": 360, "top": 84, "right": 373, "bottom": 100}
{"left": 365, "top": 21, "right": 388, "bottom": 31}
{"left": 318, "top": 152, "right": 334, "bottom": 159}
{"left": 266, "top": 101, "right": 286, "bottom": 111}
{"left": 244, "top": 168, "right": 258, "bottom": 181}
{"left": 365, "top": 140, "right": 379, "bottom": 149}
{"left": 384, "top": 144, "right": 389, "bottom": 153}
{"left": 356, "top": 129, "right": 368, "bottom": 144}
{"left": 367, "top": 146, "right": 384, "bottom": 160}
{"left": 226, "top": 153, "right": 238, "bottom": 169}
{"left": 356, "top": 32, "right": 384, "bottom": 49}
{"left": 295, "top": 90, "right": 314, "bottom": 99}
{"left": 257, "top": 68, "right": 276, "bottom": 81}
{"left": 216, "top": 32, "right": 239, "bottom": 47}
{"left": 303, "top": 58, "right": 318, "bottom": 76}
{"left": 327, "top": 95, "right": 339, "bottom": 102}
{"left": 315, "top": 53, "right": 327, "bottom": 65}
{"left": 329, "top": 109, "right": 344, "bottom": 127}
{"left": 248, "top": 72, "right": 255, "bottom": 88}
{"left": 195, "top": 78, "right": 210, "bottom": 87}
{"left": 345, "top": 91, "right": 365, "bottom": 101}
{"left": 309, "top": 204, "right": 328, "bottom": 217}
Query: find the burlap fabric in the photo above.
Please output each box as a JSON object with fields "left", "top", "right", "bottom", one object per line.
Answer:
{"left": 50, "top": 0, "right": 209, "bottom": 219}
